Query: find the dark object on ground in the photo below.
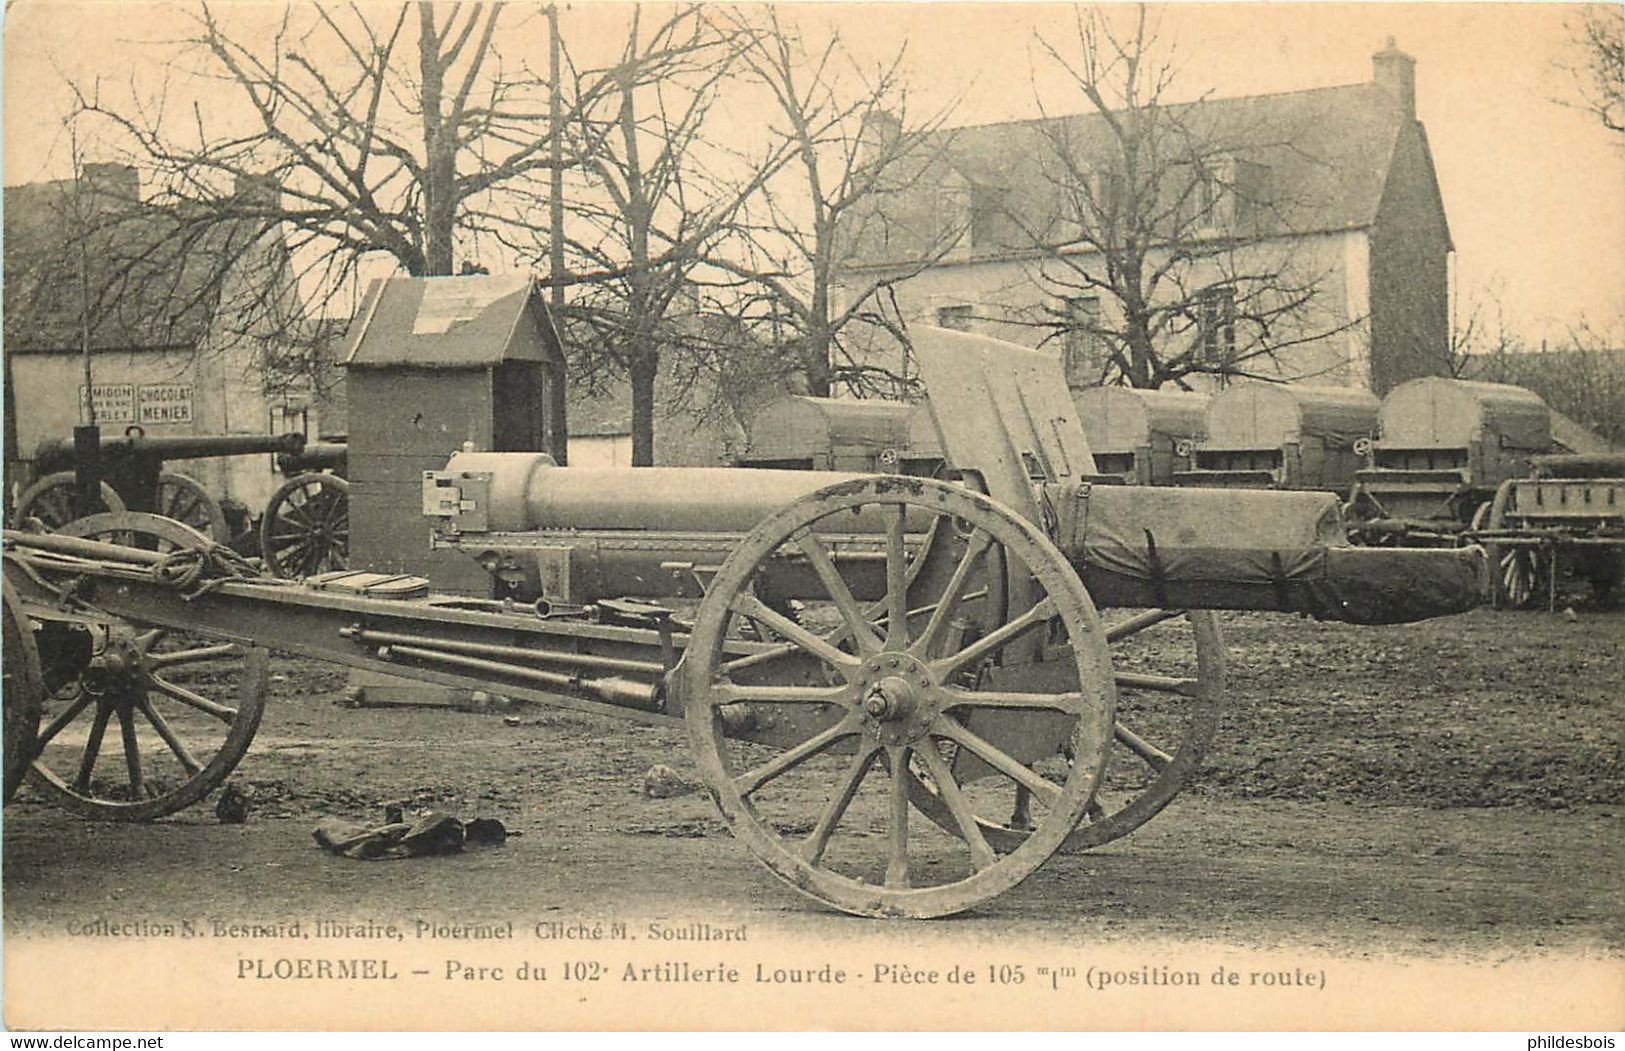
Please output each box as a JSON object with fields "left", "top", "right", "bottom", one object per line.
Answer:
{"left": 215, "top": 784, "right": 252, "bottom": 824}
{"left": 465, "top": 818, "right": 508, "bottom": 845}
{"left": 313, "top": 811, "right": 466, "bottom": 860}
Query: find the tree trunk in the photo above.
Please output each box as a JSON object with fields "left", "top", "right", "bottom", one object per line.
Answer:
{"left": 803, "top": 333, "right": 833, "bottom": 397}
{"left": 629, "top": 349, "right": 658, "bottom": 467}
{"left": 418, "top": 4, "right": 456, "bottom": 277}
{"left": 545, "top": 3, "right": 569, "bottom": 464}
{"left": 804, "top": 285, "right": 833, "bottom": 396}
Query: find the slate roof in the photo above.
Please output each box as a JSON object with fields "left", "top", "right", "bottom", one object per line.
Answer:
{"left": 843, "top": 80, "right": 1427, "bottom": 267}
{"left": 342, "top": 274, "right": 563, "bottom": 368}
{"left": 3, "top": 168, "right": 261, "bottom": 353}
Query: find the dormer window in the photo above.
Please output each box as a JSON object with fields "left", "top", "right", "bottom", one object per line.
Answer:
{"left": 937, "top": 174, "right": 973, "bottom": 259}
{"left": 1183, "top": 155, "right": 1239, "bottom": 235}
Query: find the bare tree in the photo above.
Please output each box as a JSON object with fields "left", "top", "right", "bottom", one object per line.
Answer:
{"left": 711, "top": 10, "right": 960, "bottom": 398}
{"left": 545, "top": 7, "right": 790, "bottom": 465}
{"left": 1007, "top": 6, "right": 1359, "bottom": 389}
{"left": 1563, "top": 5, "right": 1624, "bottom": 136}
{"left": 1466, "top": 319, "right": 1625, "bottom": 448}
{"left": 64, "top": 2, "right": 712, "bottom": 374}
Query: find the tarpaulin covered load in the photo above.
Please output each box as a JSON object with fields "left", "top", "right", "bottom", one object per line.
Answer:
{"left": 1056, "top": 484, "right": 1487, "bottom": 624}
{"left": 1204, "top": 383, "right": 1379, "bottom": 451}
{"left": 1179, "top": 383, "right": 1380, "bottom": 491}
{"left": 1075, "top": 386, "right": 1209, "bottom": 454}
{"left": 1378, "top": 377, "right": 1550, "bottom": 452}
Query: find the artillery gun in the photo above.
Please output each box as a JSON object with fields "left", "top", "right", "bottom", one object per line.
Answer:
{"left": 262, "top": 439, "right": 350, "bottom": 579}
{"left": 15, "top": 429, "right": 309, "bottom": 542}
{"left": 1, "top": 329, "right": 1485, "bottom": 918}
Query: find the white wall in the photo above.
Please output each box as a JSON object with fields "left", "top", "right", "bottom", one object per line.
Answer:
{"left": 837, "top": 229, "right": 1372, "bottom": 390}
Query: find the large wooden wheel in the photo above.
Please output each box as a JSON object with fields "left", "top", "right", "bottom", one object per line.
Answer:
{"left": 12, "top": 471, "right": 124, "bottom": 530}
{"left": 25, "top": 512, "right": 267, "bottom": 820}
{"left": 260, "top": 473, "right": 349, "bottom": 578}
{"left": 908, "top": 608, "right": 1224, "bottom": 853}
{"left": 3, "top": 578, "right": 44, "bottom": 802}
{"left": 682, "top": 476, "right": 1116, "bottom": 918}
{"left": 153, "top": 471, "right": 229, "bottom": 540}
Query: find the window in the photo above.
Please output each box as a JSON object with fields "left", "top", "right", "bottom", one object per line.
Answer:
{"left": 1230, "top": 160, "right": 1268, "bottom": 231}
{"left": 1182, "top": 157, "right": 1236, "bottom": 233}
{"left": 938, "top": 181, "right": 972, "bottom": 258}
{"left": 969, "top": 187, "right": 1006, "bottom": 252}
{"left": 936, "top": 305, "right": 975, "bottom": 332}
{"left": 1062, "top": 296, "right": 1103, "bottom": 386}
{"left": 1197, "top": 288, "right": 1236, "bottom": 365}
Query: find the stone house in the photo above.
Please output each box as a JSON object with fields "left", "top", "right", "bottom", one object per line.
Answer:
{"left": 833, "top": 40, "right": 1452, "bottom": 395}
{"left": 2, "top": 163, "right": 334, "bottom": 514}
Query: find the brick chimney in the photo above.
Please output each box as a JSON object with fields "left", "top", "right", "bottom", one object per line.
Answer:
{"left": 78, "top": 162, "right": 139, "bottom": 207}
{"left": 859, "top": 109, "right": 902, "bottom": 160}
{"left": 233, "top": 172, "right": 281, "bottom": 211}
{"left": 1372, "top": 37, "right": 1416, "bottom": 119}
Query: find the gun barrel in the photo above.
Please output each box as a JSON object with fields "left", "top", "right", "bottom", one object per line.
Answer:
{"left": 34, "top": 432, "right": 307, "bottom": 471}
{"left": 277, "top": 442, "right": 348, "bottom": 475}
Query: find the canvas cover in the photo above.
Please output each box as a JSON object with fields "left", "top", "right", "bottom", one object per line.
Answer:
{"left": 1057, "top": 484, "right": 1487, "bottom": 624}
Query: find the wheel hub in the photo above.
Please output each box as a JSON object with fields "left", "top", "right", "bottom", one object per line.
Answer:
{"left": 857, "top": 652, "right": 937, "bottom": 746}
{"left": 82, "top": 634, "right": 145, "bottom": 701}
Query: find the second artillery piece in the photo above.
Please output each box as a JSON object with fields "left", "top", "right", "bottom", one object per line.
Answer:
{"left": 1, "top": 329, "right": 1486, "bottom": 919}
{"left": 15, "top": 428, "right": 309, "bottom": 542}
{"left": 13, "top": 429, "right": 352, "bottom": 580}
{"left": 263, "top": 438, "right": 350, "bottom": 579}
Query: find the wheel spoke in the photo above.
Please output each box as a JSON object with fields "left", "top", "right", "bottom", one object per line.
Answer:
{"left": 915, "top": 744, "right": 997, "bottom": 871}
{"left": 938, "top": 686, "right": 1087, "bottom": 715}
{"left": 731, "top": 593, "right": 860, "bottom": 676}
{"left": 794, "top": 531, "right": 881, "bottom": 655}
{"left": 710, "top": 682, "right": 850, "bottom": 707}
{"left": 931, "top": 596, "right": 1057, "bottom": 678}
{"left": 72, "top": 705, "right": 112, "bottom": 792}
{"left": 35, "top": 693, "right": 94, "bottom": 747}
{"left": 1105, "top": 608, "right": 1182, "bottom": 643}
{"left": 885, "top": 746, "right": 911, "bottom": 887}
{"left": 1114, "top": 722, "right": 1172, "bottom": 771}
{"left": 884, "top": 505, "right": 909, "bottom": 648}
{"left": 802, "top": 742, "right": 880, "bottom": 866}
{"left": 151, "top": 644, "right": 238, "bottom": 667}
{"left": 138, "top": 698, "right": 203, "bottom": 775}
{"left": 932, "top": 716, "right": 1063, "bottom": 808}
{"left": 151, "top": 676, "right": 237, "bottom": 723}
{"left": 118, "top": 707, "right": 144, "bottom": 799}
{"left": 733, "top": 716, "right": 860, "bottom": 797}
{"left": 1115, "top": 671, "right": 1201, "bottom": 696}
{"left": 912, "top": 529, "right": 993, "bottom": 658}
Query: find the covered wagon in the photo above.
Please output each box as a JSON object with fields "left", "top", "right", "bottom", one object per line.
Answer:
{"left": 1349, "top": 378, "right": 1550, "bottom": 533}
{"left": 1074, "top": 387, "right": 1208, "bottom": 485}
{"left": 1175, "top": 384, "right": 1378, "bottom": 492}
{"left": 737, "top": 395, "right": 913, "bottom": 472}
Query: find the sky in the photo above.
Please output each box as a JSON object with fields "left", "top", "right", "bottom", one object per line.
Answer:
{"left": 4, "top": 1, "right": 1623, "bottom": 347}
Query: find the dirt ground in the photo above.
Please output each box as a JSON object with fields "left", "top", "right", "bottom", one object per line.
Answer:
{"left": 5, "top": 606, "right": 1622, "bottom": 954}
